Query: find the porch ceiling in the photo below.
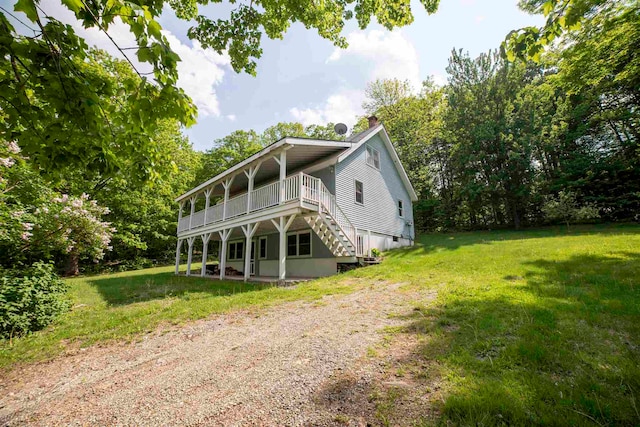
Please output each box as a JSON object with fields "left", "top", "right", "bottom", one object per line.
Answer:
{"left": 177, "top": 138, "right": 351, "bottom": 202}
{"left": 203, "top": 215, "right": 312, "bottom": 241}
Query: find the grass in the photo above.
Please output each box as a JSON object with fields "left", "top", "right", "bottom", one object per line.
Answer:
{"left": 375, "top": 223, "right": 640, "bottom": 426}
{"left": 2, "top": 223, "right": 640, "bottom": 425}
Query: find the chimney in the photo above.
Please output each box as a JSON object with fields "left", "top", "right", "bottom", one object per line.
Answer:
{"left": 367, "top": 115, "right": 379, "bottom": 129}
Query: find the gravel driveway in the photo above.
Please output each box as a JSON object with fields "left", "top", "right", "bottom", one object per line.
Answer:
{"left": 0, "top": 281, "right": 430, "bottom": 426}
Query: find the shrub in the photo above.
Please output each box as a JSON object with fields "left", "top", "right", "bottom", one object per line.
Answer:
{"left": 542, "top": 191, "right": 600, "bottom": 229}
{"left": 371, "top": 248, "right": 382, "bottom": 258}
{"left": 0, "top": 262, "right": 70, "bottom": 339}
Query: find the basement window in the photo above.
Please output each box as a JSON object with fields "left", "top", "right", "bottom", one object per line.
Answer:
{"left": 228, "top": 241, "right": 244, "bottom": 261}
{"left": 287, "top": 231, "right": 312, "bottom": 257}
{"left": 258, "top": 236, "right": 267, "bottom": 260}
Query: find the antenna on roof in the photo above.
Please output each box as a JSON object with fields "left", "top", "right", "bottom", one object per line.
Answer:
{"left": 334, "top": 123, "right": 348, "bottom": 135}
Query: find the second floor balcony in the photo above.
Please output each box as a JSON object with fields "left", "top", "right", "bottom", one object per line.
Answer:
{"left": 178, "top": 173, "right": 328, "bottom": 234}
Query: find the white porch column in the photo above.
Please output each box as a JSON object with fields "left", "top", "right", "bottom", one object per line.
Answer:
{"left": 244, "top": 162, "right": 262, "bottom": 214}
{"left": 222, "top": 177, "right": 234, "bottom": 220}
{"left": 177, "top": 201, "right": 184, "bottom": 231}
{"left": 186, "top": 236, "right": 195, "bottom": 276}
{"left": 271, "top": 214, "right": 296, "bottom": 282}
{"left": 200, "top": 232, "right": 212, "bottom": 277}
{"left": 203, "top": 188, "right": 213, "bottom": 225}
{"left": 218, "top": 228, "right": 232, "bottom": 280}
{"left": 174, "top": 238, "right": 182, "bottom": 275}
{"left": 367, "top": 229, "right": 372, "bottom": 257}
{"left": 274, "top": 151, "right": 287, "bottom": 204}
{"left": 188, "top": 195, "right": 197, "bottom": 230}
{"left": 241, "top": 222, "right": 259, "bottom": 282}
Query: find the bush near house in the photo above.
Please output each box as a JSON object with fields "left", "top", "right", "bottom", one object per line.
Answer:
{"left": 0, "top": 262, "right": 70, "bottom": 339}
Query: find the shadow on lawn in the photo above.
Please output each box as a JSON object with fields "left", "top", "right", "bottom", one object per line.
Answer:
{"left": 391, "top": 223, "right": 640, "bottom": 257}
{"left": 388, "top": 251, "right": 640, "bottom": 426}
{"left": 87, "top": 271, "right": 272, "bottom": 306}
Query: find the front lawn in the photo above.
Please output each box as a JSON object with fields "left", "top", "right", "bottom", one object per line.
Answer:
{"left": 1, "top": 223, "right": 639, "bottom": 426}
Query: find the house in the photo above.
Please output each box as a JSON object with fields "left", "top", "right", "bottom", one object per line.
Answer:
{"left": 174, "top": 116, "right": 418, "bottom": 282}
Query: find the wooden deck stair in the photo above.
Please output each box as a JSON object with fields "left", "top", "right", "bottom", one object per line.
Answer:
{"left": 304, "top": 213, "right": 356, "bottom": 257}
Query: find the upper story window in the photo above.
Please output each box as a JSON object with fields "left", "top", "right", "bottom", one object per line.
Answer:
{"left": 366, "top": 146, "right": 381, "bottom": 170}
{"left": 398, "top": 200, "right": 404, "bottom": 218}
{"left": 355, "top": 180, "right": 364, "bottom": 205}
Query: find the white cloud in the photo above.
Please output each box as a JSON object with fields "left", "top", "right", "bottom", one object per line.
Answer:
{"left": 38, "top": 0, "right": 230, "bottom": 117}
{"left": 290, "top": 90, "right": 364, "bottom": 128}
{"left": 327, "top": 30, "right": 421, "bottom": 91}
{"left": 162, "top": 31, "right": 229, "bottom": 117}
{"left": 226, "top": 114, "right": 237, "bottom": 121}
{"left": 475, "top": 15, "right": 486, "bottom": 23}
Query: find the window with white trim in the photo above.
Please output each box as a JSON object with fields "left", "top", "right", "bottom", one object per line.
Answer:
{"left": 258, "top": 236, "right": 267, "bottom": 260}
{"left": 355, "top": 180, "right": 364, "bottom": 205}
{"left": 366, "top": 146, "right": 381, "bottom": 170}
{"left": 287, "top": 231, "right": 312, "bottom": 257}
{"left": 228, "top": 241, "right": 244, "bottom": 261}
{"left": 398, "top": 200, "right": 404, "bottom": 218}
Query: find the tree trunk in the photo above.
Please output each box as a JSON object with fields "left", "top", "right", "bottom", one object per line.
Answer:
{"left": 65, "top": 251, "right": 80, "bottom": 276}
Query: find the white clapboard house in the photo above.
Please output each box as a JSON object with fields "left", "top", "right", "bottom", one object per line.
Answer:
{"left": 175, "top": 116, "right": 417, "bottom": 281}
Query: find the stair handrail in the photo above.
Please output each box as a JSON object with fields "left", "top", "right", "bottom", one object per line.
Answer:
{"left": 312, "top": 177, "right": 357, "bottom": 249}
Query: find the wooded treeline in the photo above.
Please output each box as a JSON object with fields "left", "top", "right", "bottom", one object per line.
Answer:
{"left": 1, "top": 0, "right": 637, "bottom": 277}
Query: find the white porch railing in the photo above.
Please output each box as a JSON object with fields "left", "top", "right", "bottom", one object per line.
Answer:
{"left": 178, "top": 173, "right": 357, "bottom": 251}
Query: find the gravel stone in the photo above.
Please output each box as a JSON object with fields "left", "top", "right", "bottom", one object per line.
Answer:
{"left": 0, "top": 282, "right": 422, "bottom": 426}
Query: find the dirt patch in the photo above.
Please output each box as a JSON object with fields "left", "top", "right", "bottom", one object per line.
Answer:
{"left": 0, "top": 282, "right": 437, "bottom": 426}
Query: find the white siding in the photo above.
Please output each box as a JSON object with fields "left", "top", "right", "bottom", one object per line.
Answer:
{"left": 335, "top": 133, "right": 414, "bottom": 241}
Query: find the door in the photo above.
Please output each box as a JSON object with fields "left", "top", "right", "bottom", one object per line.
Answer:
{"left": 250, "top": 240, "right": 256, "bottom": 275}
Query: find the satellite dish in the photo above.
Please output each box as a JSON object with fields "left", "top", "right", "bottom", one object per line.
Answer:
{"left": 334, "top": 123, "right": 348, "bottom": 135}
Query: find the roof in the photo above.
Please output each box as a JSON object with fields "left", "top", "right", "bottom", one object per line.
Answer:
{"left": 176, "top": 125, "right": 418, "bottom": 203}
{"left": 338, "top": 124, "right": 419, "bottom": 202}
{"left": 175, "top": 137, "right": 352, "bottom": 202}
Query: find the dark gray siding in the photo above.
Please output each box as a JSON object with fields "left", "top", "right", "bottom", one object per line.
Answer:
{"left": 260, "top": 229, "right": 334, "bottom": 261}
{"left": 334, "top": 133, "right": 414, "bottom": 239}
{"left": 311, "top": 166, "right": 335, "bottom": 193}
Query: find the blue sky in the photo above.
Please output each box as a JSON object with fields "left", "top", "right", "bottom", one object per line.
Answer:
{"left": 4, "top": 0, "right": 543, "bottom": 151}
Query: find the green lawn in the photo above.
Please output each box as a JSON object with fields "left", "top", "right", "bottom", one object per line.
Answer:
{"left": 375, "top": 224, "right": 640, "bottom": 426}
{"left": 2, "top": 224, "right": 639, "bottom": 425}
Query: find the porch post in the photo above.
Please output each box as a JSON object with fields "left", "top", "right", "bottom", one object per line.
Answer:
{"left": 271, "top": 214, "right": 296, "bottom": 282}
{"left": 222, "top": 177, "right": 234, "bottom": 220}
{"left": 188, "top": 195, "right": 197, "bottom": 230}
{"left": 241, "top": 222, "right": 259, "bottom": 282}
{"left": 274, "top": 150, "right": 287, "bottom": 204}
{"left": 174, "top": 238, "right": 182, "bottom": 275}
{"left": 218, "top": 228, "right": 232, "bottom": 280}
{"left": 203, "top": 188, "right": 212, "bottom": 225}
{"left": 186, "top": 236, "right": 195, "bottom": 276}
{"left": 368, "top": 229, "right": 372, "bottom": 257}
{"left": 177, "top": 201, "right": 184, "bottom": 231}
{"left": 200, "top": 233, "right": 211, "bottom": 277}
{"left": 244, "top": 162, "right": 262, "bottom": 214}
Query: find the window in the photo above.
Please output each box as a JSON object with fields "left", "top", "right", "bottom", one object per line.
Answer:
{"left": 393, "top": 236, "right": 399, "bottom": 242}
{"left": 366, "top": 146, "right": 381, "bottom": 170}
{"left": 258, "top": 236, "right": 267, "bottom": 259}
{"left": 355, "top": 180, "right": 364, "bottom": 205}
{"left": 398, "top": 200, "right": 404, "bottom": 218}
{"left": 287, "top": 231, "right": 312, "bottom": 257}
{"left": 228, "top": 241, "right": 244, "bottom": 261}
{"left": 287, "top": 234, "right": 297, "bottom": 256}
